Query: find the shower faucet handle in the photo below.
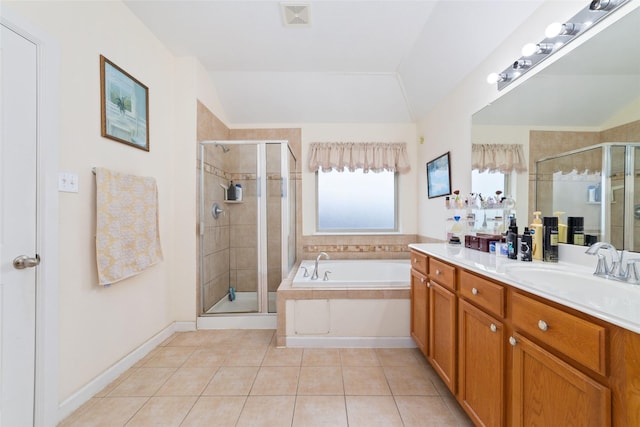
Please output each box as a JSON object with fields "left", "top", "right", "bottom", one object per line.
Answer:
{"left": 323, "top": 271, "right": 332, "bottom": 281}
{"left": 300, "top": 266, "right": 309, "bottom": 277}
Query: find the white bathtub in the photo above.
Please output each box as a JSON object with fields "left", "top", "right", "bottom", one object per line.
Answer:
{"left": 292, "top": 259, "right": 410, "bottom": 289}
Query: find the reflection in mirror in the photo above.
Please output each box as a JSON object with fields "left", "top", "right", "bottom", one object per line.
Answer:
{"left": 472, "top": 4, "right": 640, "bottom": 251}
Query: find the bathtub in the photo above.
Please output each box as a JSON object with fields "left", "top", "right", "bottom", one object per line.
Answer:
{"left": 292, "top": 259, "right": 410, "bottom": 289}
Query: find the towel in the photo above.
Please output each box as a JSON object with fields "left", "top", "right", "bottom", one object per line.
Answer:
{"left": 95, "top": 167, "right": 163, "bottom": 285}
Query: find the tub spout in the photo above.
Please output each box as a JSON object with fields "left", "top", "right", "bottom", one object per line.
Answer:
{"left": 311, "top": 252, "right": 330, "bottom": 280}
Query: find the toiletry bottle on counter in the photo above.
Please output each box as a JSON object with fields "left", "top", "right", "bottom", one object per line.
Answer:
{"left": 506, "top": 216, "right": 518, "bottom": 260}
{"left": 567, "top": 216, "right": 585, "bottom": 245}
{"left": 554, "top": 211, "right": 567, "bottom": 243}
{"left": 235, "top": 183, "right": 243, "bottom": 201}
{"left": 520, "top": 227, "right": 532, "bottom": 261}
{"left": 530, "top": 211, "right": 543, "bottom": 260}
{"left": 543, "top": 216, "right": 559, "bottom": 263}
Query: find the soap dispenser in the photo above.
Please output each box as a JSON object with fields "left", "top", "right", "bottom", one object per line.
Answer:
{"left": 530, "top": 211, "right": 543, "bottom": 260}
{"left": 554, "top": 211, "right": 567, "bottom": 243}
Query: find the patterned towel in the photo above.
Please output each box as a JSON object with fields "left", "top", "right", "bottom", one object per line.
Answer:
{"left": 95, "top": 168, "right": 163, "bottom": 285}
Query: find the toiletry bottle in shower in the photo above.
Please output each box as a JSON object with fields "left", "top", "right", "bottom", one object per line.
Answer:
{"left": 506, "top": 216, "right": 518, "bottom": 260}
{"left": 520, "top": 227, "right": 532, "bottom": 261}
{"left": 235, "top": 183, "right": 243, "bottom": 201}
{"left": 227, "top": 181, "right": 236, "bottom": 201}
{"left": 543, "top": 216, "right": 559, "bottom": 262}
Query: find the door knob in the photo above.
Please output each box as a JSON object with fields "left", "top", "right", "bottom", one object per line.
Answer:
{"left": 13, "top": 254, "right": 40, "bottom": 270}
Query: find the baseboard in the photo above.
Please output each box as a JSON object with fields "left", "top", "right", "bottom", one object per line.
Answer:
{"left": 57, "top": 320, "right": 196, "bottom": 423}
{"left": 285, "top": 336, "right": 417, "bottom": 348}
{"left": 197, "top": 314, "right": 277, "bottom": 329}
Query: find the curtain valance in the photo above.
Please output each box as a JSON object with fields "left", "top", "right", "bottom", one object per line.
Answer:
{"left": 308, "top": 142, "right": 411, "bottom": 173}
{"left": 471, "top": 144, "right": 527, "bottom": 173}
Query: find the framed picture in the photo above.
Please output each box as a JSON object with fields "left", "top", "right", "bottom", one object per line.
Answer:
{"left": 426, "top": 152, "right": 452, "bottom": 198}
{"left": 100, "top": 55, "right": 149, "bottom": 151}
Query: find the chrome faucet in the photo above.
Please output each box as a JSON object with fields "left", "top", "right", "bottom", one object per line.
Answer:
{"left": 584, "top": 242, "right": 638, "bottom": 283}
{"left": 311, "top": 252, "right": 330, "bottom": 280}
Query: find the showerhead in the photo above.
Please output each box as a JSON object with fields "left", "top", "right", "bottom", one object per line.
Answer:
{"left": 215, "top": 143, "right": 230, "bottom": 153}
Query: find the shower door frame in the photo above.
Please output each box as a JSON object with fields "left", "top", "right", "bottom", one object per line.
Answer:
{"left": 199, "top": 139, "right": 292, "bottom": 315}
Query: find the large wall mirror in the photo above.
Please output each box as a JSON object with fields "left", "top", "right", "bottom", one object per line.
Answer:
{"left": 472, "top": 4, "right": 640, "bottom": 251}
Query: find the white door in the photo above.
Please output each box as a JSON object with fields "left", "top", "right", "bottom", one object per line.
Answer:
{"left": 0, "top": 23, "right": 39, "bottom": 426}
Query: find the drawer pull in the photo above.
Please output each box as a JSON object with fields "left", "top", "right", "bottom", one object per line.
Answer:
{"left": 435, "top": 269, "right": 442, "bottom": 275}
{"left": 420, "top": 277, "right": 425, "bottom": 283}
{"left": 509, "top": 336, "right": 518, "bottom": 346}
{"left": 427, "top": 282, "right": 431, "bottom": 288}
{"left": 538, "top": 320, "right": 549, "bottom": 331}
{"left": 472, "top": 287, "right": 479, "bottom": 295}
{"left": 413, "top": 258, "right": 418, "bottom": 263}
{"left": 490, "top": 323, "right": 497, "bottom": 333}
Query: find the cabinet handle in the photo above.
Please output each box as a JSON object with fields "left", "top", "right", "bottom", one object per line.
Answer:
{"left": 538, "top": 320, "right": 549, "bottom": 332}
{"left": 427, "top": 282, "right": 431, "bottom": 288}
{"left": 472, "top": 287, "right": 479, "bottom": 295}
{"left": 490, "top": 323, "right": 497, "bottom": 333}
{"left": 420, "top": 277, "right": 425, "bottom": 283}
{"left": 435, "top": 269, "right": 442, "bottom": 275}
{"left": 413, "top": 258, "right": 418, "bottom": 263}
{"left": 509, "top": 336, "right": 518, "bottom": 346}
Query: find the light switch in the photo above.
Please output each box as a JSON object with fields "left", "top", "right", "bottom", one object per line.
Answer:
{"left": 58, "top": 172, "right": 79, "bottom": 193}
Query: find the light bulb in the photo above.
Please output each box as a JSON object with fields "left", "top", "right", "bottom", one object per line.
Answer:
{"left": 486, "top": 73, "right": 500, "bottom": 84}
{"left": 545, "top": 22, "right": 563, "bottom": 37}
{"left": 521, "top": 43, "right": 538, "bottom": 57}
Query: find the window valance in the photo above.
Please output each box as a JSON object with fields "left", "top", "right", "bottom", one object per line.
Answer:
{"left": 472, "top": 144, "right": 527, "bottom": 174}
{"left": 308, "top": 142, "right": 411, "bottom": 173}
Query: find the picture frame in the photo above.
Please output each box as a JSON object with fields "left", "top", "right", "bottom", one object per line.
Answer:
{"left": 426, "top": 151, "right": 452, "bottom": 199}
{"left": 100, "top": 55, "right": 149, "bottom": 151}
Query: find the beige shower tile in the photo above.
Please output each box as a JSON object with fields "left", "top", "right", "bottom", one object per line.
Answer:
{"left": 202, "top": 366, "right": 258, "bottom": 396}
{"left": 63, "top": 397, "right": 147, "bottom": 427}
{"left": 342, "top": 366, "right": 390, "bottom": 396}
{"left": 235, "top": 395, "right": 295, "bottom": 427}
{"left": 180, "top": 396, "right": 246, "bottom": 427}
{"left": 394, "top": 396, "right": 459, "bottom": 427}
{"left": 292, "top": 395, "right": 348, "bottom": 427}
{"left": 250, "top": 366, "right": 299, "bottom": 395}
{"left": 142, "top": 346, "right": 197, "bottom": 368}
{"left": 155, "top": 367, "right": 217, "bottom": 396}
{"left": 298, "top": 366, "right": 344, "bottom": 395}
{"left": 125, "top": 396, "right": 196, "bottom": 426}
{"left": 108, "top": 368, "right": 175, "bottom": 397}
{"left": 384, "top": 366, "right": 439, "bottom": 396}
{"left": 339, "top": 348, "right": 381, "bottom": 366}
{"left": 261, "top": 346, "right": 303, "bottom": 366}
{"left": 345, "top": 396, "right": 403, "bottom": 427}
{"left": 302, "top": 348, "right": 341, "bottom": 366}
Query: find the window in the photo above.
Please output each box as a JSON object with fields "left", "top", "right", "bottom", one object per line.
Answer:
{"left": 316, "top": 169, "right": 397, "bottom": 232}
{"left": 471, "top": 170, "right": 509, "bottom": 197}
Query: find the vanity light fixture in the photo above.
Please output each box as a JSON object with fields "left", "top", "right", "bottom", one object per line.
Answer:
{"left": 487, "top": 0, "right": 629, "bottom": 90}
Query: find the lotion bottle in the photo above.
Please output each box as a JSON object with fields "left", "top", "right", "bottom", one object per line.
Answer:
{"left": 530, "top": 211, "right": 543, "bottom": 260}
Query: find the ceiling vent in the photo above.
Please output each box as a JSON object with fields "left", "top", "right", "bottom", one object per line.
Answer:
{"left": 281, "top": 3, "right": 311, "bottom": 28}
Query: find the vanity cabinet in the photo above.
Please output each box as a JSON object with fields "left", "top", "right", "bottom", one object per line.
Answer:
{"left": 410, "top": 251, "right": 428, "bottom": 355}
{"left": 428, "top": 278, "right": 456, "bottom": 393}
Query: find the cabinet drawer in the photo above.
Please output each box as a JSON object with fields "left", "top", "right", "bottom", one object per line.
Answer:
{"left": 459, "top": 270, "right": 504, "bottom": 317}
{"left": 410, "top": 250, "right": 428, "bottom": 275}
{"left": 429, "top": 258, "right": 456, "bottom": 291}
{"left": 511, "top": 292, "right": 607, "bottom": 375}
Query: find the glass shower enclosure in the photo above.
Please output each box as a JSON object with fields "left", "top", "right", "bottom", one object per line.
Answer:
{"left": 199, "top": 140, "right": 296, "bottom": 315}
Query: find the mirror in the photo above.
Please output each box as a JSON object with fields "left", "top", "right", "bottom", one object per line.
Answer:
{"left": 472, "top": 5, "right": 640, "bottom": 251}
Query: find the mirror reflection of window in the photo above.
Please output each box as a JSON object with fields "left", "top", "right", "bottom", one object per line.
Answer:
{"left": 472, "top": 170, "right": 509, "bottom": 199}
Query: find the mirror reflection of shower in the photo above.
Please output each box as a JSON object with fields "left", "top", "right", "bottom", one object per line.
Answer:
{"left": 198, "top": 140, "right": 297, "bottom": 316}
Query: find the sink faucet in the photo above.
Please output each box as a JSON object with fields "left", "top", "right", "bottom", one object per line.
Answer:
{"left": 585, "top": 242, "right": 624, "bottom": 278}
{"left": 311, "top": 252, "right": 330, "bottom": 280}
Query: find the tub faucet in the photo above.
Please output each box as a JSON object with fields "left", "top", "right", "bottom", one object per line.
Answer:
{"left": 311, "top": 252, "right": 330, "bottom": 280}
{"left": 585, "top": 242, "right": 624, "bottom": 278}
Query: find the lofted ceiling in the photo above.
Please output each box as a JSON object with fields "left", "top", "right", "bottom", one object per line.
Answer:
{"left": 124, "top": 0, "right": 546, "bottom": 124}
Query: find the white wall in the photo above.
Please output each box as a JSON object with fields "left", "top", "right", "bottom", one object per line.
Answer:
{"left": 4, "top": 0, "right": 203, "bottom": 403}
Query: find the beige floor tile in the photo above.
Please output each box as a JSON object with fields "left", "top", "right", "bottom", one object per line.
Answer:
{"left": 339, "top": 348, "right": 380, "bottom": 366}
{"left": 132, "top": 347, "right": 161, "bottom": 368}
{"left": 223, "top": 347, "right": 267, "bottom": 366}
{"left": 342, "top": 366, "right": 391, "bottom": 396}
{"left": 57, "top": 398, "right": 100, "bottom": 427}
{"left": 180, "top": 396, "right": 246, "bottom": 427}
{"left": 125, "top": 396, "right": 197, "bottom": 426}
{"left": 236, "top": 329, "right": 275, "bottom": 348}
{"left": 442, "top": 395, "right": 476, "bottom": 427}
{"left": 297, "top": 366, "right": 344, "bottom": 395}
{"left": 292, "top": 395, "right": 348, "bottom": 427}
{"left": 182, "top": 346, "right": 230, "bottom": 368}
{"left": 375, "top": 348, "right": 423, "bottom": 367}
{"left": 302, "top": 348, "right": 341, "bottom": 366}
{"left": 395, "top": 396, "right": 459, "bottom": 427}
{"left": 384, "top": 366, "right": 439, "bottom": 396}
{"left": 202, "top": 366, "right": 258, "bottom": 396}
{"left": 261, "top": 346, "right": 303, "bottom": 366}
{"left": 63, "top": 397, "right": 147, "bottom": 427}
{"left": 236, "top": 395, "right": 295, "bottom": 427}
{"left": 93, "top": 369, "right": 136, "bottom": 398}
{"left": 164, "top": 331, "right": 219, "bottom": 347}
{"left": 250, "top": 366, "right": 300, "bottom": 395}
{"left": 345, "top": 396, "right": 403, "bottom": 427}
{"left": 108, "top": 368, "right": 176, "bottom": 397}
{"left": 142, "top": 346, "right": 197, "bottom": 368}
{"left": 155, "top": 367, "right": 217, "bottom": 396}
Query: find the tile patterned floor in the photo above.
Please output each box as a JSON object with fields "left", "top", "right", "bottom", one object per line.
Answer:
{"left": 59, "top": 330, "right": 473, "bottom": 426}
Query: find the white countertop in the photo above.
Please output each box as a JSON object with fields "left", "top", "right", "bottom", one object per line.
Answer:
{"left": 409, "top": 243, "right": 640, "bottom": 334}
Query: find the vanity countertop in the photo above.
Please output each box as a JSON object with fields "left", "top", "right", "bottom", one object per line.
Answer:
{"left": 409, "top": 243, "right": 640, "bottom": 334}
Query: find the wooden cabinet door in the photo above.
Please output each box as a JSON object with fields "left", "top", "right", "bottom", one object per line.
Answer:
{"left": 510, "top": 333, "right": 611, "bottom": 427}
{"left": 429, "top": 280, "right": 457, "bottom": 393}
{"left": 410, "top": 269, "right": 428, "bottom": 356}
{"left": 459, "top": 300, "right": 505, "bottom": 427}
